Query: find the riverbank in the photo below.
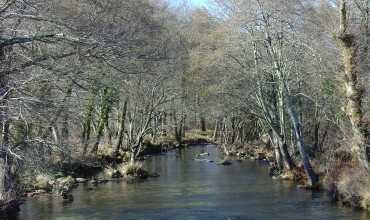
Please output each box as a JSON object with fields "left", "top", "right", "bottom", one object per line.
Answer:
{"left": 18, "top": 144, "right": 368, "bottom": 220}
{"left": 11, "top": 130, "right": 370, "bottom": 216}
{"left": 18, "top": 131, "right": 214, "bottom": 205}
{"left": 219, "top": 141, "right": 370, "bottom": 212}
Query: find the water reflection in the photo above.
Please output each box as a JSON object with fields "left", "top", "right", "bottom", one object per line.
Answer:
{"left": 18, "top": 145, "right": 369, "bottom": 220}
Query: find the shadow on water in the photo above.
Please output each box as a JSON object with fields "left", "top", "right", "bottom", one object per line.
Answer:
{"left": 16, "top": 145, "right": 370, "bottom": 220}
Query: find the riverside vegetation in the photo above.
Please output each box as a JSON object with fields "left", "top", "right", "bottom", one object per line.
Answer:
{"left": 0, "top": 0, "right": 370, "bottom": 217}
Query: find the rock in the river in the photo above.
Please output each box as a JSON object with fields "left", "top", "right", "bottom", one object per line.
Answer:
{"left": 217, "top": 160, "right": 232, "bottom": 166}
{"left": 133, "top": 168, "right": 149, "bottom": 179}
{"left": 76, "top": 178, "right": 88, "bottom": 183}
{"left": 194, "top": 158, "right": 208, "bottom": 162}
{"left": 52, "top": 176, "right": 76, "bottom": 196}
{"left": 89, "top": 178, "right": 109, "bottom": 185}
{"left": 34, "top": 174, "right": 53, "bottom": 191}
{"left": 102, "top": 166, "right": 122, "bottom": 179}
{"left": 26, "top": 189, "right": 47, "bottom": 197}
{"left": 198, "top": 152, "right": 210, "bottom": 157}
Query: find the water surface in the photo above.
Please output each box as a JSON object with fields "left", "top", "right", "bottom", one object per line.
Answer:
{"left": 18, "top": 145, "right": 369, "bottom": 220}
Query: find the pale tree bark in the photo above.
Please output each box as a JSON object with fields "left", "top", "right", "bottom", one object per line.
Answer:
{"left": 0, "top": 49, "right": 18, "bottom": 209}
{"left": 252, "top": 38, "right": 294, "bottom": 171}
{"left": 91, "top": 87, "right": 113, "bottom": 154}
{"left": 336, "top": 0, "right": 369, "bottom": 169}
{"left": 256, "top": 0, "right": 318, "bottom": 185}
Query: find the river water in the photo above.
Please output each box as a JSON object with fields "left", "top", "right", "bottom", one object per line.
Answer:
{"left": 17, "top": 145, "right": 369, "bottom": 220}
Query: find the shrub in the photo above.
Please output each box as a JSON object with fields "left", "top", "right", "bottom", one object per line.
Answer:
{"left": 324, "top": 149, "right": 370, "bottom": 210}
{"left": 118, "top": 162, "right": 148, "bottom": 179}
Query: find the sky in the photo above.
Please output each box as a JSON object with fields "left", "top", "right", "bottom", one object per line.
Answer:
{"left": 169, "top": 0, "right": 209, "bottom": 7}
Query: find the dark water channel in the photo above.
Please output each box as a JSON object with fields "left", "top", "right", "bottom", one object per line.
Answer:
{"left": 17, "top": 145, "right": 369, "bottom": 220}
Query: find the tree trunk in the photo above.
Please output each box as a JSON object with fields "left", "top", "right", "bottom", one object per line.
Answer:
{"left": 286, "top": 100, "right": 318, "bottom": 186}
{"left": 82, "top": 94, "right": 95, "bottom": 155}
{"left": 0, "top": 64, "right": 18, "bottom": 210}
{"left": 212, "top": 118, "right": 219, "bottom": 141}
{"left": 114, "top": 99, "right": 128, "bottom": 159}
{"left": 200, "top": 116, "right": 206, "bottom": 132}
{"left": 272, "top": 135, "right": 283, "bottom": 169}
{"left": 91, "top": 88, "right": 112, "bottom": 154}
{"left": 161, "top": 112, "right": 167, "bottom": 136}
{"left": 336, "top": 0, "right": 369, "bottom": 169}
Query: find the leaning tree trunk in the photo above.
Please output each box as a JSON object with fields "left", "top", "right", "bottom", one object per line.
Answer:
{"left": 91, "top": 88, "right": 112, "bottom": 155}
{"left": 285, "top": 94, "right": 318, "bottom": 186}
{"left": 336, "top": 0, "right": 369, "bottom": 169}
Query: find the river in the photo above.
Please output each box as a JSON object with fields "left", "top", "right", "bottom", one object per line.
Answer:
{"left": 17, "top": 145, "right": 369, "bottom": 220}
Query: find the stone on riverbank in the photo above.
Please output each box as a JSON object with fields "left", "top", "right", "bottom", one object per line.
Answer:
{"left": 52, "top": 176, "right": 76, "bottom": 196}
{"left": 198, "top": 152, "right": 210, "bottom": 157}
{"left": 217, "top": 160, "right": 232, "bottom": 166}
{"left": 34, "top": 174, "right": 53, "bottom": 191}
{"left": 26, "top": 189, "right": 47, "bottom": 197}
{"left": 76, "top": 178, "right": 88, "bottom": 183}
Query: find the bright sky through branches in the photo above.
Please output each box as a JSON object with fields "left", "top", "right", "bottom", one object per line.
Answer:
{"left": 169, "top": 0, "right": 209, "bottom": 7}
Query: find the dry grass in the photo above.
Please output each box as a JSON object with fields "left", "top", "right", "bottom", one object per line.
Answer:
{"left": 324, "top": 149, "right": 370, "bottom": 210}
{"left": 118, "top": 162, "right": 146, "bottom": 177}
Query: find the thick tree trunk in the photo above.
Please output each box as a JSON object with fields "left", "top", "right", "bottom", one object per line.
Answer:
{"left": 337, "top": 0, "right": 369, "bottom": 169}
{"left": 0, "top": 65, "right": 18, "bottom": 211}
{"left": 173, "top": 109, "right": 184, "bottom": 145}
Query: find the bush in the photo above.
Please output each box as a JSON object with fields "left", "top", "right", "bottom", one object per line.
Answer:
{"left": 118, "top": 162, "right": 149, "bottom": 179}
{"left": 324, "top": 149, "right": 370, "bottom": 210}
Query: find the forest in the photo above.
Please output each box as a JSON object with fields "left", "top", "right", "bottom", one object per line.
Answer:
{"left": 0, "top": 0, "right": 370, "bottom": 219}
